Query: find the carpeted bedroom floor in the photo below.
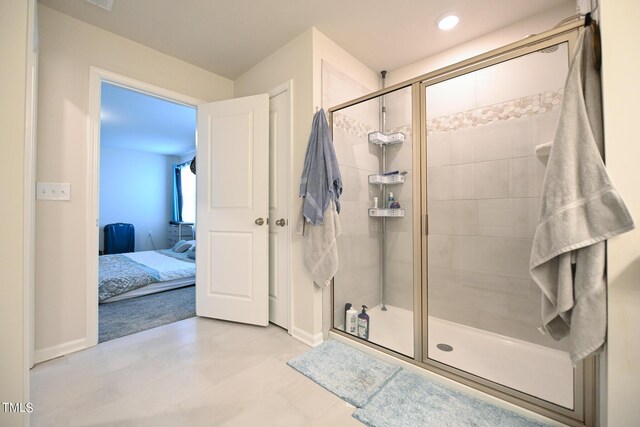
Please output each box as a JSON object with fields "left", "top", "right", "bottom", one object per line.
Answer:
{"left": 99, "top": 285, "right": 195, "bottom": 343}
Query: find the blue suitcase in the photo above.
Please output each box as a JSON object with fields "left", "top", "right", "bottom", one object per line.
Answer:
{"left": 104, "top": 223, "right": 135, "bottom": 254}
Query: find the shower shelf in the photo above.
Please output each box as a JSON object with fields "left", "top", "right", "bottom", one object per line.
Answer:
{"left": 369, "top": 174, "right": 405, "bottom": 184}
{"left": 368, "top": 131, "right": 405, "bottom": 146}
{"left": 368, "top": 208, "right": 405, "bottom": 217}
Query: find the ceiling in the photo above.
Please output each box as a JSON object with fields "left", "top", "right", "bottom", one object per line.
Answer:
{"left": 100, "top": 82, "right": 196, "bottom": 156}
{"left": 39, "top": 0, "right": 572, "bottom": 80}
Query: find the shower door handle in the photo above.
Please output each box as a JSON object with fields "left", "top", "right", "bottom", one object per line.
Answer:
{"left": 424, "top": 213, "right": 429, "bottom": 235}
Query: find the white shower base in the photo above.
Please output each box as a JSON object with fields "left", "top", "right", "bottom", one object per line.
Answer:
{"left": 428, "top": 317, "right": 573, "bottom": 409}
{"left": 350, "top": 306, "right": 573, "bottom": 409}
{"left": 366, "top": 305, "right": 415, "bottom": 358}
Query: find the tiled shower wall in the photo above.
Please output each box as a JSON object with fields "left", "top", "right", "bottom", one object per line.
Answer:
{"left": 325, "top": 63, "right": 415, "bottom": 328}
{"left": 426, "top": 44, "right": 569, "bottom": 350}
{"left": 383, "top": 87, "right": 413, "bottom": 311}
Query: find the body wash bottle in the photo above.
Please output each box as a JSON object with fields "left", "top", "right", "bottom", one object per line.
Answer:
{"left": 357, "top": 305, "right": 370, "bottom": 340}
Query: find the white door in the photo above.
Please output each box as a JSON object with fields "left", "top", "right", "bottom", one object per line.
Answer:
{"left": 268, "top": 90, "right": 290, "bottom": 329}
{"left": 196, "top": 94, "right": 269, "bottom": 326}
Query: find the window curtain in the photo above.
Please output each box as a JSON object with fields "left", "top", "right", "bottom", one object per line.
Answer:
{"left": 179, "top": 162, "right": 196, "bottom": 223}
{"left": 173, "top": 161, "right": 196, "bottom": 223}
{"left": 172, "top": 163, "right": 183, "bottom": 222}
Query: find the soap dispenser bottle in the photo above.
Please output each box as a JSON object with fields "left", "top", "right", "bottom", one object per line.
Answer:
{"left": 357, "top": 305, "right": 370, "bottom": 340}
{"left": 346, "top": 305, "right": 359, "bottom": 335}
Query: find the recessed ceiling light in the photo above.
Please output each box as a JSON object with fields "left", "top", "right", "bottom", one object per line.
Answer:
{"left": 438, "top": 14, "right": 459, "bottom": 31}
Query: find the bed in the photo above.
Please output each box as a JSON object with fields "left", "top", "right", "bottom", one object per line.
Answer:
{"left": 99, "top": 248, "right": 196, "bottom": 303}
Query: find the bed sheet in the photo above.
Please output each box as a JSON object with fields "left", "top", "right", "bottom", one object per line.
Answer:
{"left": 99, "top": 250, "right": 195, "bottom": 302}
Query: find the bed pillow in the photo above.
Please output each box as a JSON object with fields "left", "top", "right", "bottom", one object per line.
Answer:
{"left": 186, "top": 240, "right": 196, "bottom": 251}
{"left": 172, "top": 240, "right": 191, "bottom": 253}
{"left": 187, "top": 250, "right": 196, "bottom": 260}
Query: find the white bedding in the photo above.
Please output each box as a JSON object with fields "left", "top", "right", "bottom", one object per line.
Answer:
{"left": 123, "top": 251, "right": 195, "bottom": 281}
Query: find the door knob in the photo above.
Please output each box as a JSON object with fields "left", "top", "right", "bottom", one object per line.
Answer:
{"left": 255, "top": 217, "right": 265, "bottom": 226}
{"left": 275, "top": 218, "right": 286, "bottom": 227}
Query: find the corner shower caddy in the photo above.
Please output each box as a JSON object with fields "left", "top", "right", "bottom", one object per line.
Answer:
{"left": 367, "top": 131, "right": 406, "bottom": 218}
{"left": 368, "top": 127, "right": 406, "bottom": 313}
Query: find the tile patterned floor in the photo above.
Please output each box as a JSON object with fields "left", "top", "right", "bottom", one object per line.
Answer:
{"left": 30, "top": 317, "right": 363, "bottom": 426}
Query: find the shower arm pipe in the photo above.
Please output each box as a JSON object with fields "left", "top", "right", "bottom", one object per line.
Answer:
{"left": 328, "top": 18, "right": 586, "bottom": 116}
{"left": 379, "top": 70, "right": 387, "bottom": 134}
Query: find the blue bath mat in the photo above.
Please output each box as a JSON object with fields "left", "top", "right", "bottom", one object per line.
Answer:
{"left": 287, "top": 340, "right": 401, "bottom": 407}
{"left": 353, "top": 369, "right": 550, "bottom": 427}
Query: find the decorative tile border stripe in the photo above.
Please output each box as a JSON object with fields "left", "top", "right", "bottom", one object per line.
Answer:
{"left": 333, "top": 115, "right": 413, "bottom": 142}
{"left": 332, "top": 113, "right": 376, "bottom": 140}
{"left": 332, "top": 89, "right": 562, "bottom": 139}
{"left": 427, "top": 89, "right": 563, "bottom": 135}
{"left": 388, "top": 125, "right": 412, "bottom": 139}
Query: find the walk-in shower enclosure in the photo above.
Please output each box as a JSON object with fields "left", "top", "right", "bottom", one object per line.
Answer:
{"left": 329, "top": 18, "right": 595, "bottom": 427}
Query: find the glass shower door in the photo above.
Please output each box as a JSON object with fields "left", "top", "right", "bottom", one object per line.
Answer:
{"left": 331, "top": 86, "right": 415, "bottom": 358}
{"left": 424, "top": 42, "right": 575, "bottom": 409}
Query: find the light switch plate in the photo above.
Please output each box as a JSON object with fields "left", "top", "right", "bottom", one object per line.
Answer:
{"left": 37, "top": 182, "right": 71, "bottom": 201}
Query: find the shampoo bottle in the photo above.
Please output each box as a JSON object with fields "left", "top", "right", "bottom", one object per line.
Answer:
{"left": 346, "top": 305, "right": 359, "bottom": 335}
{"left": 387, "top": 192, "right": 395, "bottom": 208}
{"left": 344, "top": 303, "right": 352, "bottom": 331}
{"left": 357, "top": 305, "right": 370, "bottom": 340}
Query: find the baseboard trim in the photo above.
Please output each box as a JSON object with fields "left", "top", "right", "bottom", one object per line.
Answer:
{"left": 34, "top": 337, "right": 87, "bottom": 364}
{"left": 291, "top": 326, "right": 323, "bottom": 347}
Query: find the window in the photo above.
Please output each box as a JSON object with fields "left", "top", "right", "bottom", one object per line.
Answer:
{"left": 173, "top": 161, "right": 196, "bottom": 224}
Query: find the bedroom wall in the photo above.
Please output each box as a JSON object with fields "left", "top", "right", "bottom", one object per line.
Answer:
{"left": 35, "top": 4, "right": 233, "bottom": 359}
{"left": 0, "top": 0, "right": 33, "bottom": 425}
{"left": 99, "top": 146, "right": 178, "bottom": 252}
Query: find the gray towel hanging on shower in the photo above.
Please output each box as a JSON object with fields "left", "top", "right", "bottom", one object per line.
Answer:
{"left": 529, "top": 25, "right": 634, "bottom": 365}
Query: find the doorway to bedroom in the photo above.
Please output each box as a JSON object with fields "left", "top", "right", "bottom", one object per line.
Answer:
{"left": 97, "top": 81, "right": 198, "bottom": 343}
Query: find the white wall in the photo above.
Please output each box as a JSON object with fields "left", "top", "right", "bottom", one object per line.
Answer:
{"left": 99, "top": 146, "right": 178, "bottom": 252}
{"left": 600, "top": 0, "right": 640, "bottom": 424}
{"left": 313, "top": 29, "right": 379, "bottom": 108}
{"left": 387, "top": 3, "right": 575, "bottom": 86}
{"left": 0, "top": 0, "right": 33, "bottom": 425}
{"left": 35, "top": 4, "right": 233, "bottom": 358}
{"left": 234, "top": 28, "right": 319, "bottom": 344}
{"left": 234, "top": 27, "right": 379, "bottom": 344}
